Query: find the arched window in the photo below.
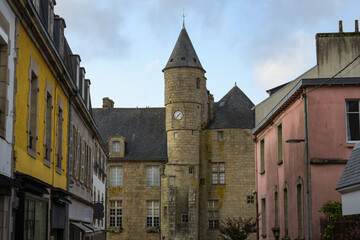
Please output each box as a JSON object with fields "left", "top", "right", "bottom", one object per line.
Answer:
{"left": 283, "top": 183, "right": 289, "bottom": 238}
{"left": 113, "top": 141, "right": 121, "bottom": 153}
{"left": 296, "top": 177, "right": 304, "bottom": 238}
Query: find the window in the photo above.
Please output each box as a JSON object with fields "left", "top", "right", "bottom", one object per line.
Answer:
{"left": 109, "top": 200, "right": 122, "bottom": 228}
{"left": 277, "top": 124, "right": 283, "bottom": 164}
{"left": 174, "top": 132, "right": 178, "bottom": 138}
{"left": 146, "top": 200, "right": 159, "bottom": 227}
{"left": 346, "top": 100, "right": 360, "bottom": 141}
{"left": 275, "top": 188, "right": 279, "bottom": 229}
{"left": 70, "top": 125, "right": 77, "bottom": 178}
{"left": 27, "top": 57, "right": 39, "bottom": 158}
{"left": 283, "top": 185, "right": 289, "bottom": 237}
{"left": 56, "top": 98, "right": 64, "bottom": 173}
{"left": 24, "top": 198, "right": 48, "bottom": 240}
{"left": 212, "top": 162, "right": 225, "bottom": 184}
{"left": 164, "top": 206, "right": 168, "bottom": 216}
{"left": 189, "top": 167, "right": 194, "bottom": 174}
{"left": 43, "top": 82, "right": 53, "bottom": 166}
{"left": 181, "top": 214, "right": 188, "bottom": 223}
{"left": 261, "top": 197, "right": 266, "bottom": 237}
{"left": 208, "top": 200, "right": 219, "bottom": 229}
{"left": 80, "top": 138, "right": 85, "bottom": 182}
{"left": 247, "top": 195, "right": 254, "bottom": 204}
{"left": 196, "top": 78, "right": 200, "bottom": 89}
{"left": 217, "top": 131, "right": 223, "bottom": 142}
{"left": 110, "top": 166, "right": 123, "bottom": 186}
{"left": 146, "top": 166, "right": 160, "bottom": 186}
{"left": 260, "top": 139, "right": 265, "bottom": 173}
{"left": 0, "top": 40, "right": 9, "bottom": 138}
{"left": 113, "top": 141, "right": 120, "bottom": 153}
{"left": 297, "top": 179, "right": 304, "bottom": 238}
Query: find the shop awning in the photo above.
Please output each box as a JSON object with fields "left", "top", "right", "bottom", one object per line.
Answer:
{"left": 82, "top": 223, "right": 102, "bottom": 233}
{"left": 0, "top": 174, "right": 21, "bottom": 188}
{"left": 71, "top": 222, "right": 93, "bottom": 235}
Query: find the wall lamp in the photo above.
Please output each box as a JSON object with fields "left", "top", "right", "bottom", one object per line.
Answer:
{"left": 285, "top": 139, "right": 305, "bottom": 143}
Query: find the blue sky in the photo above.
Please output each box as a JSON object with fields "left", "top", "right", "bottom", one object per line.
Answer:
{"left": 55, "top": 0, "right": 360, "bottom": 108}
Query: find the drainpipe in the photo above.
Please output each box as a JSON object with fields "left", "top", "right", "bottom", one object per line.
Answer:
{"left": 303, "top": 89, "right": 311, "bottom": 240}
{"left": 159, "top": 158, "right": 168, "bottom": 240}
{"left": 66, "top": 90, "right": 77, "bottom": 240}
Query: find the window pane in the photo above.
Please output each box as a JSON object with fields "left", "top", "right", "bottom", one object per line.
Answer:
{"left": 347, "top": 101, "right": 359, "bottom": 112}
{"left": 219, "top": 173, "right": 225, "bottom": 184}
{"left": 113, "top": 141, "right": 120, "bottom": 152}
{"left": 348, "top": 113, "right": 360, "bottom": 140}
{"left": 219, "top": 163, "right": 225, "bottom": 172}
{"left": 212, "top": 173, "right": 218, "bottom": 184}
{"left": 212, "top": 163, "right": 218, "bottom": 172}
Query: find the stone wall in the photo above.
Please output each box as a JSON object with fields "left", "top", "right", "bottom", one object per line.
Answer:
{"left": 199, "top": 128, "right": 256, "bottom": 240}
{"left": 107, "top": 160, "right": 162, "bottom": 240}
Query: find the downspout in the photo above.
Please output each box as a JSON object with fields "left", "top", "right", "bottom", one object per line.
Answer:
{"left": 159, "top": 158, "right": 168, "bottom": 240}
{"left": 66, "top": 90, "right": 77, "bottom": 240}
{"left": 303, "top": 88, "right": 311, "bottom": 240}
{"left": 254, "top": 139, "right": 259, "bottom": 240}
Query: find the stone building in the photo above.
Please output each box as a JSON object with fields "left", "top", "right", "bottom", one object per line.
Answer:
{"left": 93, "top": 25, "right": 256, "bottom": 240}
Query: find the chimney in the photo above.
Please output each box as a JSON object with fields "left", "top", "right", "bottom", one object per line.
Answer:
{"left": 339, "top": 20, "right": 343, "bottom": 33}
{"left": 356, "top": 20, "right": 359, "bottom": 33}
{"left": 103, "top": 97, "right": 114, "bottom": 109}
{"left": 53, "top": 16, "right": 66, "bottom": 58}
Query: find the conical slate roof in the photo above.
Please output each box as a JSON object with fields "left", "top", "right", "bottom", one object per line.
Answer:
{"left": 163, "top": 27, "right": 204, "bottom": 71}
{"left": 207, "top": 86, "right": 255, "bottom": 129}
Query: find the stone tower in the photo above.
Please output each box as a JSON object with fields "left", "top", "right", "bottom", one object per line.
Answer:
{"left": 161, "top": 26, "right": 208, "bottom": 240}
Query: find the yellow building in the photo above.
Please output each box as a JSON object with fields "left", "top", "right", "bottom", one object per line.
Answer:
{"left": 9, "top": 0, "right": 74, "bottom": 239}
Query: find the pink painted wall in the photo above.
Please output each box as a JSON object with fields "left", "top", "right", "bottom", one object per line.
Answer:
{"left": 307, "top": 85, "right": 357, "bottom": 239}
{"left": 256, "top": 99, "right": 306, "bottom": 240}
{"left": 255, "top": 84, "right": 359, "bottom": 240}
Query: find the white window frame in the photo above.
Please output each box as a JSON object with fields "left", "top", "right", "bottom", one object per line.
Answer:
{"left": 146, "top": 166, "right": 160, "bottom": 186}
{"left": 109, "top": 200, "right": 122, "bottom": 228}
{"left": 146, "top": 200, "right": 159, "bottom": 227}
{"left": 212, "top": 162, "right": 225, "bottom": 185}
{"left": 112, "top": 140, "right": 120, "bottom": 153}
{"left": 110, "top": 166, "right": 123, "bottom": 187}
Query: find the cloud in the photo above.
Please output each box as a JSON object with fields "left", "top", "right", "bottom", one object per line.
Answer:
{"left": 253, "top": 31, "right": 315, "bottom": 89}
{"left": 142, "top": 59, "right": 161, "bottom": 77}
{"left": 54, "top": 0, "right": 130, "bottom": 59}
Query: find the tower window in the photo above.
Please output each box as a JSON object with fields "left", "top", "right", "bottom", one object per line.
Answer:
{"left": 196, "top": 78, "right": 200, "bottom": 89}
{"left": 174, "top": 132, "right": 178, "bottom": 138}
{"left": 189, "top": 167, "right": 194, "bottom": 174}
{"left": 217, "top": 131, "right": 223, "bottom": 142}
{"left": 193, "top": 58, "right": 197, "bottom": 62}
{"left": 181, "top": 57, "right": 185, "bottom": 61}
{"left": 208, "top": 200, "right": 219, "bottom": 229}
{"left": 181, "top": 214, "right": 189, "bottom": 223}
{"left": 170, "top": 58, "right": 173, "bottom": 62}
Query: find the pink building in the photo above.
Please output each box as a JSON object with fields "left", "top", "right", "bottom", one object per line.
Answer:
{"left": 253, "top": 22, "right": 360, "bottom": 240}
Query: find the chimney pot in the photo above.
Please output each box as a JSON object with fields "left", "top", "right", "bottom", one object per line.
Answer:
{"left": 356, "top": 20, "right": 359, "bottom": 32}
{"left": 339, "top": 20, "right": 343, "bottom": 33}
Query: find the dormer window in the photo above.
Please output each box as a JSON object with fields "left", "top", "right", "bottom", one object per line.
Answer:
{"left": 109, "top": 136, "right": 125, "bottom": 157}
{"left": 113, "top": 141, "right": 120, "bottom": 153}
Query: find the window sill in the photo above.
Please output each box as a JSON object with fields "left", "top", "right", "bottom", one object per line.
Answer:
{"left": 44, "top": 160, "right": 51, "bottom": 168}
{"left": 28, "top": 149, "right": 37, "bottom": 159}
{"left": 260, "top": 171, "right": 265, "bottom": 175}
{"left": 56, "top": 167, "right": 62, "bottom": 175}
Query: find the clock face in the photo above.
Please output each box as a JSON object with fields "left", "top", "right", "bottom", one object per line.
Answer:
{"left": 174, "top": 110, "right": 183, "bottom": 120}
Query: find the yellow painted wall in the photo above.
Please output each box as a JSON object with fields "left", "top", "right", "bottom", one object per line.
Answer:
{"left": 14, "top": 23, "right": 68, "bottom": 190}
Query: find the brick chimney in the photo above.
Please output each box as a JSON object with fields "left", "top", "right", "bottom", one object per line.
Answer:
{"left": 102, "top": 97, "right": 114, "bottom": 109}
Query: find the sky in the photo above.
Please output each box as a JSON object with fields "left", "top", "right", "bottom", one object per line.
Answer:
{"left": 55, "top": 0, "right": 360, "bottom": 108}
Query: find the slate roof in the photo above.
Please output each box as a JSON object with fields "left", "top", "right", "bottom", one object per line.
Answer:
{"left": 163, "top": 27, "right": 204, "bottom": 71}
{"left": 336, "top": 143, "right": 360, "bottom": 190}
{"left": 207, "top": 86, "right": 255, "bottom": 129}
{"left": 92, "top": 108, "right": 167, "bottom": 160}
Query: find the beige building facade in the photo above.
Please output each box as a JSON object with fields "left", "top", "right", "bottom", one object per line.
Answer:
{"left": 93, "top": 26, "right": 256, "bottom": 240}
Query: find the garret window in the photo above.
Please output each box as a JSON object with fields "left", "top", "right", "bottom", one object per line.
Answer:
{"left": 113, "top": 141, "right": 120, "bottom": 153}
